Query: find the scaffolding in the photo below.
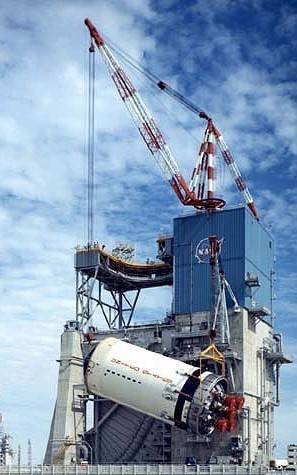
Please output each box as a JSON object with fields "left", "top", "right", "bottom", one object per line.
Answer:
{"left": 75, "top": 245, "right": 172, "bottom": 329}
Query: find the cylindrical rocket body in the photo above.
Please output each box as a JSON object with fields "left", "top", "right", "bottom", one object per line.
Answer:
{"left": 85, "top": 337, "right": 227, "bottom": 435}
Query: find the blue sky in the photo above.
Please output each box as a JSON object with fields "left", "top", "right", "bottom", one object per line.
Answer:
{"left": 0, "top": 0, "right": 296, "bottom": 463}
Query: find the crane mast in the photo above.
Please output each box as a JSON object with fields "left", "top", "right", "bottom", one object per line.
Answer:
{"left": 85, "top": 19, "right": 259, "bottom": 220}
{"left": 158, "top": 81, "right": 259, "bottom": 220}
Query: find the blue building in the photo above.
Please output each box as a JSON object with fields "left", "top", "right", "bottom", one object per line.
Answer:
{"left": 173, "top": 206, "right": 274, "bottom": 315}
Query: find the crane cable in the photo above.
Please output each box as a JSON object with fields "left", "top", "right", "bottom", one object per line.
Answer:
{"left": 106, "top": 36, "right": 159, "bottom": 85}
{"left": 88, "top": 40, "right": 95, "bottom": 245}
{"left": 106, "top": 37, "right": 206, "bottom": 115}
{"left": 106, "top": 40, "right": 216, "bottom": 191}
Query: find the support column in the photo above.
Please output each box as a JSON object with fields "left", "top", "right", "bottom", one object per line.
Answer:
{"left": 44, "top": 321, "right": 86, "bottom": 465}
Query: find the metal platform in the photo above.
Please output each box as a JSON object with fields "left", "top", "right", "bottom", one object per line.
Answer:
{"left": 75, "top": 246, "right": 173, "bottom": 292}
{"left": 75, "top": 245, "right": 173, "bottom": 329}
{"left": 263, "top": 350, "right": 293, "bottom": 364}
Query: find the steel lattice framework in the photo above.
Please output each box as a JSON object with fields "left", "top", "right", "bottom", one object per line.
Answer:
{"left": 76, "top": 267, "right": 140, "bottom": 330}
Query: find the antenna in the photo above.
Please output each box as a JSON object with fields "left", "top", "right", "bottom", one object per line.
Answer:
{"left": 27, "top": 439, "right": 32, "bottom": 467}
{"left": 17, "top": 445, "right": 21, "bottom": 470}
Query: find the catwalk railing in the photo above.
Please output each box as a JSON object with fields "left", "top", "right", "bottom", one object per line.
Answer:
{"left": 0, "top": 465, "right": 295, "bottom": 475}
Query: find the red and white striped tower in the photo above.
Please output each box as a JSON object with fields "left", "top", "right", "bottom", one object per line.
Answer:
{"left": 206, "top": 124, "right": 215, "bottom": 201}
{"left": 189, "top": 121, "right": 225, "bottom": 211}
{"left": 189, "top": 125, "right": 209, "bottom": 199}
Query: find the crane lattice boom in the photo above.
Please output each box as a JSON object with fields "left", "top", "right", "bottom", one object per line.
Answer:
{"left": 85, "top": 19, "right": 259, "bottom": 220}
{"left": 85, "top": 18, "right": 198, "bottom": 208}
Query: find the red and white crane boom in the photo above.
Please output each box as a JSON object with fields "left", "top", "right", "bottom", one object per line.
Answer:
{"left": 85, "top": 18, "right": 259, "bottom": 220}
{"left": 85, "top": 18, "right": 198, "bottom": 208}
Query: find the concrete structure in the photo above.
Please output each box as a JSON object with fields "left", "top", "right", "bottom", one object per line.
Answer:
{"left": 82, "top": 309, "right": 289, "bottom": 465}
{"left": 44, "top": 321, "right": 86, "bottom": 465}
{"left": 46, "top": 310, "right": 290, "bottom": 465}
{"left": 46, "top": 207, "right": 292, "bottom": 466}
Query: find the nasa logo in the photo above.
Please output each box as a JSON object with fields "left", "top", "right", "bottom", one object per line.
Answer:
{"left": 195, "top": 237, "right": 223, "bottom": 264}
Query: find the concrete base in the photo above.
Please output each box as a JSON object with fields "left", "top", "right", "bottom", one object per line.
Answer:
{"left": 45, "top": 309, "right": 290, "bottom": 466}
{"left": 44, "top": 321, "right": 86, "bottom": 465}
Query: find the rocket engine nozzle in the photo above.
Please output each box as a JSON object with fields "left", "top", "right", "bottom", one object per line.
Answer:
{"left": 215, "top": 395, "right": 245, "bottom": 432}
